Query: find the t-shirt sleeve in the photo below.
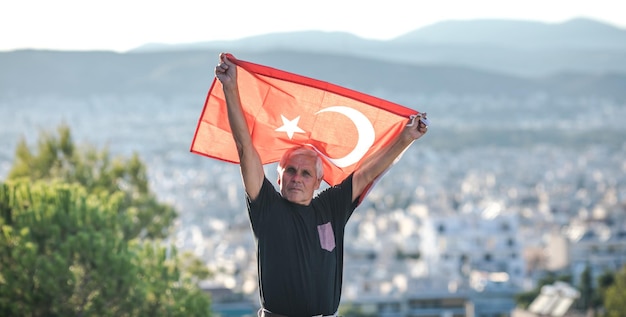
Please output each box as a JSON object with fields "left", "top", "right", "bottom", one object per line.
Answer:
{"left": 246, "top": 177, "right": 279, "bottom": 234}
{"left": 316, "top": 173, "right": 359, "bottom": 223}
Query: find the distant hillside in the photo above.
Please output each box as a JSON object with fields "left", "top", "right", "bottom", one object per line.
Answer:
{"left": 1, "top": 49, "right": 625, "bottom": 100}
{"left": 392, "top": 18, "right": 626, "bottom": 49}
{"left": 0, "top": 51, "right": 626, "bottom": 98}
{"left": 130, "top": 18, "right": 626, "bottom": 77}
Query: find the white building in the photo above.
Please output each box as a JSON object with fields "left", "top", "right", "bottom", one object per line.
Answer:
{"left": 421, "top": 209, "right": 525, "bottom": 286}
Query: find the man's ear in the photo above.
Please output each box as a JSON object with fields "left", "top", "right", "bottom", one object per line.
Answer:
{"left": 314, "top": 178, "right": 322, "bottom": 190}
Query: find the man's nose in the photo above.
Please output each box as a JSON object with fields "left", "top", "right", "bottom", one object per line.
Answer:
{"left": 291, "top": 172, "right": 303, "bottom": 182}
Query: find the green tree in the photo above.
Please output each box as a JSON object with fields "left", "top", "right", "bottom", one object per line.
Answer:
{"left": 132, "top": 243, "right": 211, "bottom": 316}
{"left": 7, "top": 124, "right": 176, "bottom": 239}
{"left": 596, "top": 269, "right": 615, "bottom": 310}
{"left": 339, "top": 303, "right": 378, "bottom": 317}
{"left": 604, "top": 265, "right": 626, "bottom": 317}
{"left": 514, "top": 271, "right": 572, "bottom": 308}
{"left": 577, "top": 264, "right": 594, "bottom": 311}
{"left": 0, "top": 180, "right": 211, "bottom": 316}
{"left": 1, "top": 124, "right": 211, "bottom": 316}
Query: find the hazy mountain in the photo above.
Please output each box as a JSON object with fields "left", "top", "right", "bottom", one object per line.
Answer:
{"left": 131, "top": 18, "right": 626, "bottom": 77}
{"left": 134, "top": 18, "right": 626, "bottom": 52}
{"left": 135, "top": 31, "right": 374, "bottom": 54}
{"left": 2, "top": 18, "right": 625, "bottom": 99}
{"left": 1, "top": 49, "right": 625, "bottom": 100}
{"left": 392, "top": 18, "right": 626, "bottom": 49}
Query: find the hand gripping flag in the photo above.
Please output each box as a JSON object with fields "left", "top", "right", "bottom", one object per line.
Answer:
{"left": 190, "top": 54, "right": 420, "bottom": 186}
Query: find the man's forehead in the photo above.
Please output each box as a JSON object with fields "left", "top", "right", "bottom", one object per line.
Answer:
{"left": 285, "top": 155, "right": 316, "bottom": 169}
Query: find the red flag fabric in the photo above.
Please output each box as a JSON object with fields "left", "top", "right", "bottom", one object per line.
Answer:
{"left": 190, "top": 54, "right": 420, "bottom": 186}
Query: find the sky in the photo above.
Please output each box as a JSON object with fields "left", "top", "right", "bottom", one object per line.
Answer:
{"left": 2, "top": 0, "right": 625, "bottom": 52}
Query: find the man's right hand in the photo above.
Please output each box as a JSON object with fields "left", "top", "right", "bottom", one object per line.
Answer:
{"left": 215, "top": 53, "right": 237, "bottom": 88}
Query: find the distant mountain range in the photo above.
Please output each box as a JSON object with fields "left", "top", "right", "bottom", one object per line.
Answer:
{"left": 1, "top": 18, "right": 625, "bottom": 99}
{"left": 132, "top": 18, "right": 626, "bottom": 77}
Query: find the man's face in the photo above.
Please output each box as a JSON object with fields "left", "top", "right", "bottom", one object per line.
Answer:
{"left": 278, "top": 153, "right": 322, "bottom": 205}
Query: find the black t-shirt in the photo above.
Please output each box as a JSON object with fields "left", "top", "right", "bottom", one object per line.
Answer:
{"left": 246, "top": 174, "right": 358, "bottom": 316}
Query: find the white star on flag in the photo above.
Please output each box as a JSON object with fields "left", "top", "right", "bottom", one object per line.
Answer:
{"left": 275, "top": 115, "right": 305, "bottom": 139}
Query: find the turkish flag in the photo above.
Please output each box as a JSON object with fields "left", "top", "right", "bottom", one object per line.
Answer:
{"left": 190, "top": 54, "right": 420, "bottom": 186}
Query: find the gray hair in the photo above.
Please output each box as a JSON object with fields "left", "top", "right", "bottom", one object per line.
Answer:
{"left": 277, "top": 145, "right": 324, "bottom": 180}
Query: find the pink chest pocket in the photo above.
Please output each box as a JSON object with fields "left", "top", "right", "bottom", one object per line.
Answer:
{"left": 317, "top": 222, "right": 336, "bottom": 252}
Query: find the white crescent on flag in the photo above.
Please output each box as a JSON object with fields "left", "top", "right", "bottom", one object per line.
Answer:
{"left": 314, "top": 106, "right": 375, "bottom": 168}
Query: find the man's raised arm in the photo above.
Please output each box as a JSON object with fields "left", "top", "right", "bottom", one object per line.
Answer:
{"left": 215, "top": 53, "right": 264, "bottom": 200}
{"left": 352, "top": 114, "right": 428, "bottom": 202}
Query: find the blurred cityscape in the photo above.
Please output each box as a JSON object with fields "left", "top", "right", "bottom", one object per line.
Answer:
{"left": 1, "top": 90, "right": 624, "bottom": 316}
{"left": 3, "top": 19, "right": 626, "bottom": 314}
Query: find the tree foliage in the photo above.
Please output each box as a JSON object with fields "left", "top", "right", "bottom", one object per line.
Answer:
{"left": 576, "top": 264, "right": 595, "bottom": 311}
{"left": 514, "top": 271, "right": 572, "bottom": 308}
{"left": 603, "top": 265, "right": 626, "bottom": 317}
{"left": 0, "top": 180, "right": 210, "bottom": 316}
{"left": 0, "top": 124, "right": 211, "bottom": 316}
{"left": 596, "top": 269, "right": 615, "bottom": 308}
{"left": 7, "top": 124, "right": 176, "bottom": 239}
{"left": 338, "top": 303, "right": 378, "bottom": 317}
